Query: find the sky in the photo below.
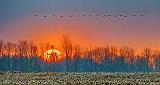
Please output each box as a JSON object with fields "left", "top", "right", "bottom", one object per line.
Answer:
{"left": 0, "top": 0, "right": 160, "bottom": 51}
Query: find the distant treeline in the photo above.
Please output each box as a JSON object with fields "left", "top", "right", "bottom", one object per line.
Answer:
{"left": 0, "top": 56, "right": 159, "bottom": 72}
{"left": 0, "top": 35, "right": 160, "bottom": 72}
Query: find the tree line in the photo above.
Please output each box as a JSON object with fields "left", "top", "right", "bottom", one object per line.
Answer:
{"left": 0, "top": 35, "right": 160, "bottom": 72}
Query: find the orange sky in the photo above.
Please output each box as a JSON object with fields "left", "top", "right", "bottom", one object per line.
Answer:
{"left": 1, "top": 14, "right": 160, "bottom": 54}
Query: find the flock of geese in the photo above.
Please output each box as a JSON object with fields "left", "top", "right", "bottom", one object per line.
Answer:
{"left": 33, "top": 13, "right": 144, "bottom": 18}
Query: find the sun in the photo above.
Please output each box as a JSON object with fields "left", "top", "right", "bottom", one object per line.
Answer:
{"left": 42, "top": 49, "right": 64, "bottom": 63}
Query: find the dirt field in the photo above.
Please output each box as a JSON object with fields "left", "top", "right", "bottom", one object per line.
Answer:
{"left": 0, "top": 72, "right": 160, "bottom": 85}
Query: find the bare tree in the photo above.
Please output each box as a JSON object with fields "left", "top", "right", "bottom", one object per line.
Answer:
{"left": 12, "top": 43, "right": 18, "bottom": 57}
{"left": 39, "top": 43, "right": 45, "bottom": 57}
{"left": 18, "top": 40, "right": 29, "bottom": 57}
{"left": 4, "top": 42, "right": 15, "bottom": 56}
{"left": 151, "top": 50, "right": 159, "bottom": 70}
{"left": 29, "top": 41, "right": 38, "bottom": 57}
{"left": 119, "top": 46, "right": 136, "bottom": 64}
{"left": 61, "top": 34, "right": 73, "bottom": 72}
{"left": 73, "top": 44, "right": 81, "bottom": 60}
{"left": 143, "top": 48, "right": 156, "bottom": 69}
{"left": 92, "top": 47, "right": 105, "bottom": 64}
{"left": 61, "top": 35, "right": 73, "bottom": 58}
{"left": 0, "top": 40, "right": 4, "bottom": 56}
{"left": 143, "top": 48, "right": 152, "bottom": 59}
{"left": 80, "top": 46, "right": 95, "bottom": 61}
{"left": 39, "top": 42, "right": 51, "bottom": 61}
{"left": 81, "top": 47, "right": 89, "bottom": 59}
{"left": 103, "top": 45, "right": 110, "bottom": 57}
{"left": 143, "top": 49, "right": 159, "bottom": 70}
{"left": 109, "top": 46, "right": 118, "bottom": 60}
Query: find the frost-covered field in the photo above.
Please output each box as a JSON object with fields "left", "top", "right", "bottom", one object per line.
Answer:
{"left": 0, "top": 72, "right": 160, "bottom": 85}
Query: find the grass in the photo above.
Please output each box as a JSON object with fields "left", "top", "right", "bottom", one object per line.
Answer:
{"left": 0, "top": 72, "right": 160, "bottom": 85}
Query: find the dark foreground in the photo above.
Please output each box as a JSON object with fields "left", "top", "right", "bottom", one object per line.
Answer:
{"left": 0, "top": 72, "right": 160, "bottom": 85}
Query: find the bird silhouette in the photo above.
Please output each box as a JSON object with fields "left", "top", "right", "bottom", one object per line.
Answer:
{"left": 89, "top": 14, "right": 92, "bottom": 16}
{"left": 140, "top": 14, "right": 144, "bottom": 16}
{"left": 34, "top": 15, "right": 38, "bottom": 16}
{"left": 119, "top": 14, "right": 122, "bottom": 17}
{"left": 82, "top": 14, "right": 86, "bottom": 16}
{"left": 108, "top": 15, "right": 112, "bottom": 16}
{"left": 69, "top": 15, "right": 73, "bottom": 17}
{"left": 103, "top": 15, "right": 107, "bottom": 17}
{"left": 132, "top": 15, "right": 136, "bottom": 16}
{"left": 32, "top": 12, "right": 135, "bottom": 19}
{"left": 43, "top": 16, "right": 47, "bottom": 18}
{"left": 96, "top": 14, "right": 99, "bottom": 16}
{"left": 77, "top": 15, "right": 80, "bottom": 17}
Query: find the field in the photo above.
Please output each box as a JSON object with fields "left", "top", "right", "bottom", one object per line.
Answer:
{"left": 0, "top": 72, "right": 160, "bottom": 85}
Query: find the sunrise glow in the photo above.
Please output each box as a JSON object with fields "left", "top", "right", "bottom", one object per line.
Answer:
{"left": 42, "top": 49, "right": 63, "bottom": 63}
